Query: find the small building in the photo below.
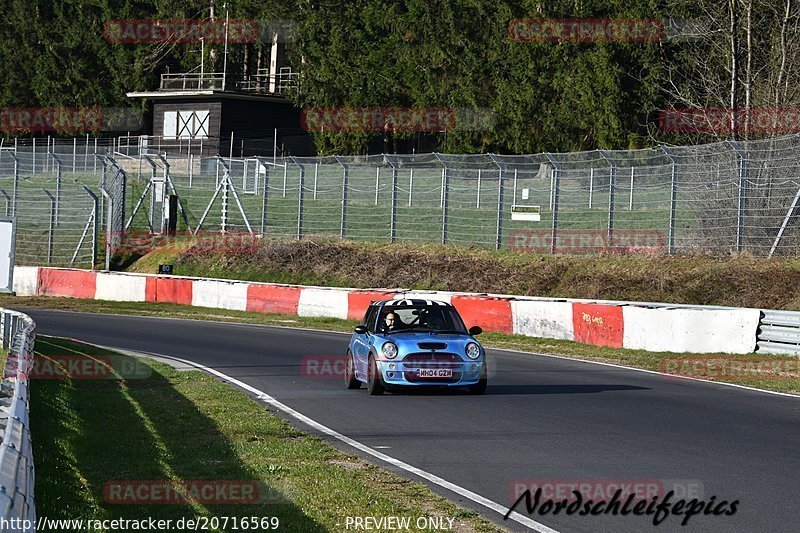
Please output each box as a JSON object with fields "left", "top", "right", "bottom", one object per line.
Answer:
{"left": 127, "top": 39, "right": 314, "bottom": 157}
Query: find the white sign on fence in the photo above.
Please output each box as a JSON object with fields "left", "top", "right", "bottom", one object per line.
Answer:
{"left": 0, "top": 217, "right": 16, "bottom": 293}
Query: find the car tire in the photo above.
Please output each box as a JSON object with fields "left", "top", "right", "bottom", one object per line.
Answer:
{"left": 367, "top": 355, "right": 385, "bottom": 396}
{"left": 345, "top": 351, "right": 361, "bottom": 389}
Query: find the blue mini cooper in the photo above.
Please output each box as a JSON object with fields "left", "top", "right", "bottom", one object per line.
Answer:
{"left": 345, "top": 299, "right": 487, "bottom": 395}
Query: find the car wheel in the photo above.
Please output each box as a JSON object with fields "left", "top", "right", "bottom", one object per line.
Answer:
{"left": 367, "top": 355, "right": 385, "bottom": 396}
{"left": 345, "top": 351, "right": 361, "bottom": 389}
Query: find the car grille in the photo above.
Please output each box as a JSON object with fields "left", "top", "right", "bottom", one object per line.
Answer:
{"left": 402, "top": 352, "right": 461, "bottom": 363}
{"left": 417, "top": 342, "right": 447, "bottom": 350}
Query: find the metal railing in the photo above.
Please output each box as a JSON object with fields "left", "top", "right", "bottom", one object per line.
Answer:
{"left": 0, "top": 309, "right": 36, "bottom": 531}
{"left": 160, "top": 73, "right": 225, "bottom": 91}
{"left": 4, "top": 133, "right": 800, "bottom": 263}
{"left": 757, "top": 309, "right": 800, "bottom": 355}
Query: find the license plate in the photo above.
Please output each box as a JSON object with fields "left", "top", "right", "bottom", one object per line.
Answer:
{"left": 417, "top": 368, "right": 453, "bottom": 378}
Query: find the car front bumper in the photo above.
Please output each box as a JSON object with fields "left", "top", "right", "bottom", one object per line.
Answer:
{"left": 376, "top": 359, "right": 485, "bottom": 386}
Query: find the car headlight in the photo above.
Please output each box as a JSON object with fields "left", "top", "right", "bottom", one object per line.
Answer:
{"left": 465, "top": 342, "right": 481, "bottom": 360}
{"left": 382, "top": 342, "right": 398, "bottom": 359}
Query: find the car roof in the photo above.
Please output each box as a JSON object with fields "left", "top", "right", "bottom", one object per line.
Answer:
{"left": 375, "top": 299, "right": 452, "bottom": 307}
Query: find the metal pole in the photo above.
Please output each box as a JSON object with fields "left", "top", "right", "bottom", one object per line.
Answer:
{"left": 291, "top": 158, "right": 305, "bottom": 240}
{"left": 335, "top": 156, "right": 348, "bottom": 239}
{"left": 375, "top": 167, "right": 380, "bottom": 205}
{"left": 54, "top": 155, "right": 62, "bottom": 226}
{"left": 43, "top": 189, "right": 55, "bottom": 264}
{"left": 629, "top": 167, "right": 634, "bottom": 210}
{"left": 0, "top": 190, "right": 9, "bottom": 216}
{"left": 260, "top": 162, "right": 270, "bottom": 236}
{"left": 282, "top": 164, "right": 287, "bottom": 197}
{"left": 513, "top": 169, "right": 518, "bottom": 207}
{"left": 273, "top": 128, "right": 277, "bottom": 164}
{"left": 408, "top": 169, "right": 414, "bottom": 207}
{"left": 189, "top": 154, "right": 194, "bottom": 188}
{"left": 100, "top": 188, "right": 112, "bottom": 271}
{"left": 229, "top": 131, "right": 234, "bottom": 160}
{"left": 545, "top": 154, "right": 561, "bottom": 254}
{"left": 599, "top": 150, "right": 617, "bottom": 247}
{"left": 93, "top": 138, "right": 98, "bottom": 174}
{"left": 589, "top": 168, "right": 594, "bottom": 208}
{"left": 72, "top": 138, "right": 77, "bottom": 174}
{"left": 476, "top": 169, "right": 481, "bottom": 209}
{"left": 390, "top": 165, "right": 398, "bottom": 242}
{"left": 496, "top": 169, "right": 505, "bottom": 250}
{"left": 661, "top": 145, "right": 678, "bottom": 254}
{"left": 32, "top": 138, "right": 36, "bottom": 176}
{"left": 726, "top": 140, "right": 747, "bottom": 252}
{"left": 313, "top": 163, "right": 318, "bottom": 200}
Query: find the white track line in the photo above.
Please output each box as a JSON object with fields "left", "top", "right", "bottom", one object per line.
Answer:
{"left": 101, "top": 344, "right": 558, "bottom": 533}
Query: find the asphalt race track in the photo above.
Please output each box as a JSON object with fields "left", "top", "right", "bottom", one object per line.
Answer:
{"left": 24, "top": 309, "right": 800, "bottom": 533}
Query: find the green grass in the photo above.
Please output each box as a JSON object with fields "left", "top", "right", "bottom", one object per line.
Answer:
{"left": 7, "top": 296, "right": 799, "bottom": 395}
{"left": 31, "top": 335, "right": 503, "bottom": 532}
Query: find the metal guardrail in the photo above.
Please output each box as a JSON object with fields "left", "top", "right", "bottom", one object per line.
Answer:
{"left": 757, "top": 309, "right": 800, "bottom": 355}
{"left": 0, "top": 309, "right": 36, "bottom": 532}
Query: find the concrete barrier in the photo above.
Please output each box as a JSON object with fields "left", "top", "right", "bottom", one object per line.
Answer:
{"left": 12, "top": 267, "right": 39, "bottom": 297}
{"left": 511, "top": 300, "right": 574, "bottom": 340}
{"left": 14, "top": 267, "right": 764, "bottom": 354}
{"left": 95, "top": 272, "right": 147, "bottom": 302}
{"left": 298, "top": 288, "right": 350, "bottom": 319}
{"left": 623, "top": 306, "right": 760, "bottom": 354}
{"left": 192, "top": 279, "right": 248, "bottom": 311}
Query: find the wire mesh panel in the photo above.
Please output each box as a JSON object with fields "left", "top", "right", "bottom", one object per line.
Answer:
{"left": 4, "top": 134, "right": 800, "bottom": 260}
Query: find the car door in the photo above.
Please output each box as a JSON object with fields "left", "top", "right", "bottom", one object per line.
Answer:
{"left": 352, "top": 305, "right": 376, "bottom": 379}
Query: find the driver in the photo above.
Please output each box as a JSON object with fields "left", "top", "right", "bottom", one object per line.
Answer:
{"left": 383, "top": 312, "right": 403, "bottom": 331}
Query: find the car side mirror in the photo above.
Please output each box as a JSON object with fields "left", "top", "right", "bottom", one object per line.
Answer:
{"left": 469, "top": 325, "right": 482, "bottom": 336}
{"left": 354, "top": 326, "right": 368, "bottom": 335}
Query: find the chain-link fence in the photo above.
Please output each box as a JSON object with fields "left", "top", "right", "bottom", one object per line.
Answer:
{"left": 3, "top": 133, "right": 800, "bottom": 266}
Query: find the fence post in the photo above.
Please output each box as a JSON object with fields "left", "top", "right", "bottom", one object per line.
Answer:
{"left": 42, "top": 189, "right": 55, "bottom": 264}
{"left": 375, "top": 167, "right": 380, "bottom": 205}
{"left": 335, "top": 156, "right": 348, "bottom": 239}
{"left": 51, "top": 154, "right": 62, "bottom": 226}
{"left": 408, "top": 169, "right": 414, "bottom": 207}
{"left": 489, "top": 155, "right": 505, "bottom": 250}
{"left": 0, "top": 190, "right": 9, "bottom": 216}
{"left": 726, "top": 140, "right": 747, "bottom": 252}
{"left": 545, "top": 154, "right": 561, "bottom": 254}
{"left": 589, "top": 167, "right": 594, "bottom": 208}
{"left": 100, "top": 188, "right": 112, "bottom": 271}
{"left": 629, "top": 167, "right": 634, "bottom": 210}
{"left": 387, "top": 157, "right": 398, "bottom": 243}
{"left": 661, "top": 145, "right": 678, "bottom": 254}
{"left": 9, "top": 153, "right": 19, "bottom": 215}
{"left": 32, "top": 138, "right": 36, "bottom": 176}
{"left": 476, "top": 169, "right": 482, "bottom": 209}
{"left": 313, "top": 162, "right": 319, "bottom": 200}
{"left": 433, "top": 154, "right": 449, "bottom": 244}
{"left": 260, "top": 160, "right": 270, "bottom": 236}
{"left": 290, "top": 157, "right": 304, "bottom": 240}
{"left": 599, "top": 150, "right": 617, "bottom": 247}
{"left": 72, "top": 138, "right": 77, "bottom": 174}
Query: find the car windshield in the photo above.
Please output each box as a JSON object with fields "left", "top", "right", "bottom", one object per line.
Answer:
{"left": 378, "top": 305, "right": 467, "bottom": 334}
